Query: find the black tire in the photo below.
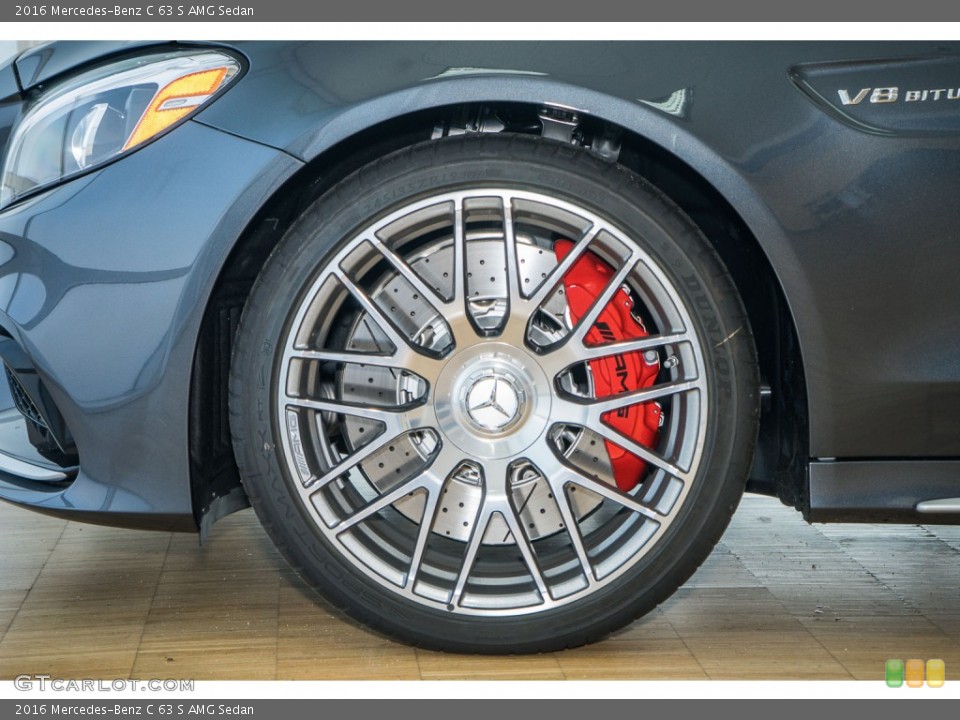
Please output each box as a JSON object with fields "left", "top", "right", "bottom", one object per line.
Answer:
{"left": 229, "top": 135, "right": 759, "bottom": 653}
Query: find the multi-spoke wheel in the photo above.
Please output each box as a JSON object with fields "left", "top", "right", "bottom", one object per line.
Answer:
{"left": 230, "top": 136, "right": 758, "bottom": 652}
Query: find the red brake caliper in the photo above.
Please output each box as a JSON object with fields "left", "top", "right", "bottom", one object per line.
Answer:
{"left": 555, "top": 240, "right": 662, "bottom": 491}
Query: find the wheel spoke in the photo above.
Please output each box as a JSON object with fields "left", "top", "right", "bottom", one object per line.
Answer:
{"left": 550, "top": 458, "right": 664, "bottom": 521}
{"left": 452, "top": 197, "right": 467, "bottom": 311}
{"left": 334, "top": 270, "right": 425, "bottom": 356}
{"left": 441, "top": 196, "right": 488, "bottom": 345}
{"left": 550, "top": 481, "right": 596, "bottom": 586}
{"left": 289, "top": 336, "right": 443, "bottom": 387}
{"left": 404, "top": 440, "right": 465, "bottom": 593}
{"left": 579, "top": 332, "right": 693, "bottom": 361}
{"left": 498, "top": 508, "right": 550, "bottom": 602}
{"left": 335, "top": 477, "right": 426, "bottom": 531}
{"left": 369, "top": 236, "right": 450, "bottom": 311}
{"left": 288, "top": 395, "right": 429, "bottom": 491}
{"left": 591, "top": 422, "right": 691, "bottom": 483}
{"left": 525, "top": 223, "right": 600, "bottom": 310}
{"left": 581, "top": 379, "right": 701, "bottom": 418}
{"left": 288, "top": 347, "right": 401, "bottom": 368}
{"left": 540, "top": 331, "right": 694, "bottom": 378}
{"left": 300, "top": 425, "right": 404, "bottom": 490}
{"left": 405, "top": 487, "right": 442, "bottom": 590}
{"left": 501, "top": 197, "right": 523, "bottom": 306}
{"left": 567, "top": 255, "right": 636, "bottom": 347}
{"left": 448, "top": 506, "right": 492, "bottom": 609}
{"left": 285, "top": 396, "right": 421, "bottom": 425}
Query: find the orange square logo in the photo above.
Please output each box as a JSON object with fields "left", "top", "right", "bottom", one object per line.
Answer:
{"left": 905, "top": 658, "right": 925, "bottom": 688}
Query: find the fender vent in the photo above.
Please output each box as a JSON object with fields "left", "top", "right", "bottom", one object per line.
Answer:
{"left": 6, "top": 365, "right": 46, "bottom": 432}
{"left": 0, "top": 335, "right": 78, "bottom": 469}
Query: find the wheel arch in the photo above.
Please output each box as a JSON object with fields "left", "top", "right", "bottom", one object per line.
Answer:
{"left": 190, "top": 87, "right": 810, "bottom": 534}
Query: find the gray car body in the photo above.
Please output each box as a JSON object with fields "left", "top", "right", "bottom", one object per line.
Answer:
{"left": 0, "top": 40, "right": 957, "bottom": 531}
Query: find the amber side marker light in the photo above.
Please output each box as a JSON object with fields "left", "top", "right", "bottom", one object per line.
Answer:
{"left": 124, "top": 67, "right": 231, "bottom": 150}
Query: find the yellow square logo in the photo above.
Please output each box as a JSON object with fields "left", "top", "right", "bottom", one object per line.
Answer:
{"left": 927, "top": 659, "right": 945, "bottom": 688}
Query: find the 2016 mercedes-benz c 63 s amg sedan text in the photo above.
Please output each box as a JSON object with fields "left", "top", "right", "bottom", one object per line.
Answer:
{"left": 0, "top": 40, "right": 958, "bottom": 653}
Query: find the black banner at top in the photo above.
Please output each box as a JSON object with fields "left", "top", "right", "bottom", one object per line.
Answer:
{"left": 3, "top": 0, "right": 960, "bottom": 23}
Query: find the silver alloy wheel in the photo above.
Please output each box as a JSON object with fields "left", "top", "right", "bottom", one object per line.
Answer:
{"left": 276, "top": 189, "right": 708, "bottom": 616}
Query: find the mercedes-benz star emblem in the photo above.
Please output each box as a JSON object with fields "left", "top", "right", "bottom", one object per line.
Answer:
{"left": 465, "top": 377, "right": 521, "bottom": 431}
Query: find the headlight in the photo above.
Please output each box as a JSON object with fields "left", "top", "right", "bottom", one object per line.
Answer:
{"left": 0, "top": 49, "right": 240, "bottom": 206}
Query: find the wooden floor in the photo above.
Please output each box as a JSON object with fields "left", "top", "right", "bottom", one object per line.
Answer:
{"left": 0, "top": 495, "right": 958, "bottom": 681}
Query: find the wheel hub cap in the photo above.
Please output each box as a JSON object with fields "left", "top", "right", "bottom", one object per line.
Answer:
{"left": 434, "top": 344, "right": 552, "bottom": 460}
{"left": 464, "top": 374, "right": 523, "bottom": 432}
